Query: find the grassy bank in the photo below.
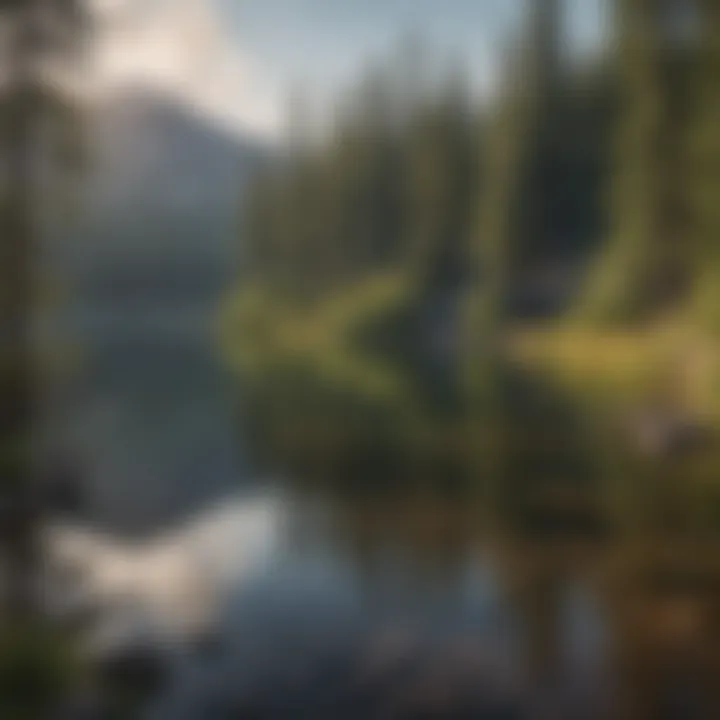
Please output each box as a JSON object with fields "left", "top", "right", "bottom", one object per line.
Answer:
{"left": 509, "top": 322, "right": 720, "bottom": 423}
{"left": 219, "top": 271, "right": 720, "bottom": 430}
{"left": 217, "top": 271, "right": 422, "bottom": 405}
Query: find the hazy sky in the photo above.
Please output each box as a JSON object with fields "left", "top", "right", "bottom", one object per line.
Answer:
{"left": 93, "top": 0, "right": 609, "bottom": 138}
{"left": 220, "top": 0, "right": 608, "bottom": 104}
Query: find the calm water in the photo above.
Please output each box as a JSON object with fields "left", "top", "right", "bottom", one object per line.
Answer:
{"left": 47, "top": 314, "right": 720, "bottom": 720}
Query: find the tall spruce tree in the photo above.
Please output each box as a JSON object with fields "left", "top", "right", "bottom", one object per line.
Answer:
{"left": 465, "top": 0, "right": 561, "bottom": 339}
{"left": 576, "top": 0, "right": 695, "bottom": 324}
{"left": 403, "top": 62, "right": 475, "bottom": 289}
{"left": 689, "top": 0, "right": 720, "bottom": 330}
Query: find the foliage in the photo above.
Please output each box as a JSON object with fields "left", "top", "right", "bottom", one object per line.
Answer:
{"left": 241, "top": 57, "right": 479, "bottom": 307}
{"left": 227, "top": 0, "right": 720, "bottom": 415}
{"left": 688, "top": 0, "right": 720, "bottom": 330}
{"left": 229, "top": 2, "right": 614, "bottom": 366}
{"left": 0, "top": 621, "right": 82, "bottom": 720}
{"left": 576, "top": 0, "right": 698, "bottom": 324}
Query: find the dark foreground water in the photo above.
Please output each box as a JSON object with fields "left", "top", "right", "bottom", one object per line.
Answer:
{"left": 40, "top": 315, "right": 720, "bottom": 720}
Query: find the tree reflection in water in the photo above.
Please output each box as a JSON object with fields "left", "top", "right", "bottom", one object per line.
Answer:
{"left": 6, "top": 355, "right": 720, "bottom": 718}
{"left": 237, "top": 356, "right": 720, "bottom": 719}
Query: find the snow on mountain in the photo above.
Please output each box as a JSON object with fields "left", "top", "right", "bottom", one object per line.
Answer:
{"left": 87, "top": 0, "right": 282, "bottom": 139}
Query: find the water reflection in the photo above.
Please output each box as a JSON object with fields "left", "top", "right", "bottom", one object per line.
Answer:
{"left": 38, "top": 323, "right": 720, "bottom": 718}
{"left": 46, "top": 492, "right": 286, "bottom": 650}
{"left": 223, "top": 359, "right": 720, "bottom": 719}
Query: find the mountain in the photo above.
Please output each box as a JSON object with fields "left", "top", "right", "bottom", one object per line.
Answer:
{"left": 50, "top": 84, "right": 270, "bottom": 320}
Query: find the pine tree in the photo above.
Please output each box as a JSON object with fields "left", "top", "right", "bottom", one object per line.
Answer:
{"left": 465, "top": 0, "right": 562, "bottom": 339}
{"left": 403, "top": 62, "right": 475, "bottom": 289}
{"left": 689, "top": 0, "right": 720, "bottom": 330}
{"left": 576, "top": 0, "right": 695, "bottom": 325}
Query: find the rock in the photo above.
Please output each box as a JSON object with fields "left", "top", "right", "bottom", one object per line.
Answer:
{"left": 383, "top": 639, "right": 521, "bottom": 720}
{"left": 355, "top": 628, "right": 421, "bottom": 688}
{"left": 38, "top": 452, "right": 88, "bottom": 517}
{"left": 628, "top": 411, "right": 712, "bottom": 459}
{"left": 93, "top": 638, "right": 170, "bottom": 702}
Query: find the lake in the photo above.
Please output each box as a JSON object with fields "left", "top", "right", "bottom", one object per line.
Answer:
{"left": 43, "top": 310, "right": 720, "bottom": 720}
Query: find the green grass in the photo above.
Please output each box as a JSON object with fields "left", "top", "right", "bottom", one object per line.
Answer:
{"left": 218, "top": 270, "right": 420, "bottom": 406}
{"left": 508, "top": 321, "right": 720, "bottom": 422}
{"left": 219, "top": 270, "right": 720, "bottom": 432}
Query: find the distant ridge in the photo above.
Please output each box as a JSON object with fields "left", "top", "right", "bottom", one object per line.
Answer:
{"left": 49, "top": 83, "right": 271, "bottom": 317}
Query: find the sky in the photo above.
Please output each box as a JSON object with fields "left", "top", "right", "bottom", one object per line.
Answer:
{"left": 223, "top": 0, "right": 607, "bottom": 96}
{"left": 92, "top": 0, "right": 609, "bottom": 139}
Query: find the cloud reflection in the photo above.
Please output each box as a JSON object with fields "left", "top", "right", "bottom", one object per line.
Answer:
{"left": 45, "top": 492, "right": 287, "bottom": 653}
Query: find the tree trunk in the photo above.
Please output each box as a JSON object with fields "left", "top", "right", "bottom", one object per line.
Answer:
{"left": 0, "top": 0, "right": 42, "bottom": 620}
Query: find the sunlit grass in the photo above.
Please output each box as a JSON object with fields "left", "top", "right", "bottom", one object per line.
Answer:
{"left": 510, "top": 321, "right": 720, "bottom": 422}
{"left": 218, "top": 271, "right": 419, "bottom": 405}
{"left": 220, "top": 268, "right": 720, "bottom": 434}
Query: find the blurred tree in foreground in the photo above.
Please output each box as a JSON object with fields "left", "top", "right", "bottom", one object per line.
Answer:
{"left": 0, "top": 0, "right": 86, "bottom": 617}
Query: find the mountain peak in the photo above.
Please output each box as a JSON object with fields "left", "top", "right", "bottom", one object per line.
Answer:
{"left": 84, "top": 82, "right": 267, "bottom": 228}
{"left": 55, "top": 76, "right": 270, "bottom": 317}
{"left": 88, "top": 0, "right": 281, "bottom": 140}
